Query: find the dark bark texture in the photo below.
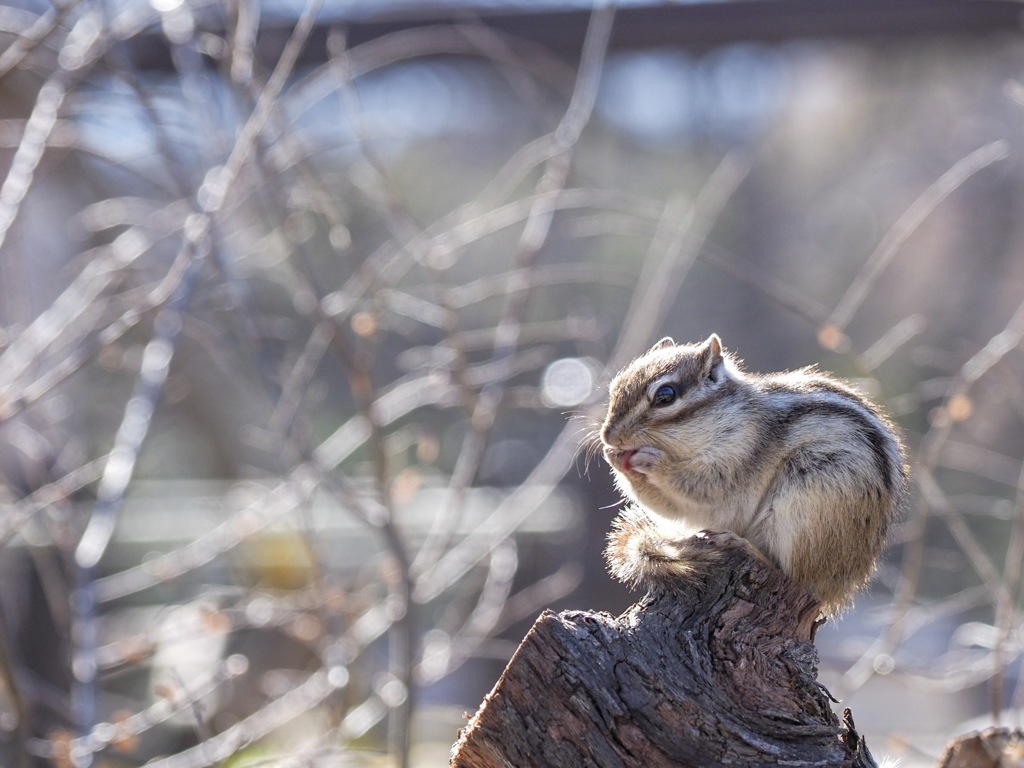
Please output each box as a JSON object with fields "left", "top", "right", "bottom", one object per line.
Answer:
{"left": 450, "top": 531, "right": 877, "bottom": 767}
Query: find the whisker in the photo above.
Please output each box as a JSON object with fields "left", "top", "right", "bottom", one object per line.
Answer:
{"left": 566, "top": 404, "right": 607, "bottom": 477}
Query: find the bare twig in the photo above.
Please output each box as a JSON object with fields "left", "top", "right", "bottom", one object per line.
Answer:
{"left": 828, "top": 141, "right": 1009, "bottom": 331}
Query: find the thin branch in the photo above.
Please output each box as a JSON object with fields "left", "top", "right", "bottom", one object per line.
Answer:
{"left": 609, "top": 152, "right": 750, "bottom": 371}
{"left": 130, "top": 668, "right": 343, "bottom": 768}
{"left": 828, "top": 140, "right": 1009, "bottom": 331}
{"left": 843, "top": 297, "right": 1024, "bottom": 693}
{"left": 411, "top": 6, "right": 613, "bottom": 583}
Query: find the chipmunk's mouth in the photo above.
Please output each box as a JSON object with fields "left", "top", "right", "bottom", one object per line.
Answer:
{"left": 604, "top": 445, "right": 639, "bottom": 473}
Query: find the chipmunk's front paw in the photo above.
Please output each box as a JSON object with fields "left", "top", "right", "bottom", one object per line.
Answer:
{"left": 626, "top": 446, "right": 663, "bottom": 475}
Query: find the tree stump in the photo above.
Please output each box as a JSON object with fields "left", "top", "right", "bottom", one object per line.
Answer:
{"left": 450, "top": 526, "right": 877, "bottom": 767}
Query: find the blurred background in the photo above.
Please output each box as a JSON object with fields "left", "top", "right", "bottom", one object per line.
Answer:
{"left": 1, "top": 0, "right": 1024, "bottom": 765}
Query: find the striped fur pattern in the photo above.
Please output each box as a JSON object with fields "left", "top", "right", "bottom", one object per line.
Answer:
{"left": 601, "top": 334, "right": 908, "bottom": 615}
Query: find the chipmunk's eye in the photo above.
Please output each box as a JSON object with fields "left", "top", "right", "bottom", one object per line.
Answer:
{"left": 652, "top": 384, "right": 677, "bottom": 407}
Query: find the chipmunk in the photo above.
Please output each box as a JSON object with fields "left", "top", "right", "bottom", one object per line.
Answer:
{"left": 600, "top": 334, "right": 908, "bottom": 615}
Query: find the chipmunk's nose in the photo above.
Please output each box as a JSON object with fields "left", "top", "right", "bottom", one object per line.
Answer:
{"left": 600, "top": 423, "right": 616, "bottom": 445}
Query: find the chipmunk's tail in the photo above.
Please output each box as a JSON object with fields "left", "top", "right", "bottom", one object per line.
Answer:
{"left": 604, "top": 506, "right": 712, "bottom": 589}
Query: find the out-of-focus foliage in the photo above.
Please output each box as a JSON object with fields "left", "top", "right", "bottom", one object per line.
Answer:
{"left": 0, "top": 2, "right": 1023, "bottom": 766}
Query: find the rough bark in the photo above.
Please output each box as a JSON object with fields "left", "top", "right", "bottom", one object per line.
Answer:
{"left": 450, "top": 531, "right": 877, "bottom": 767}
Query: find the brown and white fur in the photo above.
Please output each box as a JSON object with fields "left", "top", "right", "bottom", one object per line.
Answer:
{"left": 600, "top": 334, "right": 907, "bottom": 615}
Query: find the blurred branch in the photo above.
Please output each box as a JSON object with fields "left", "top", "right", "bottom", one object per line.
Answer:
{"left": 0, "top": 2, "right": 115, "bottom": 255}
{"left": 0, "top": 457, "right": 105, "bottom": 545}
{"left": 413, "top": 424, "right": 581, "bottom": 603}
{"left": 411, "top": 4, "right": 613, "bottom": 583}
{"left": 139, "top": 667, "right": 343, "bottom": 768}
{"left": 75, "top": 249, "right": 203, "bottom": 569}
{"left": 609, "top": 153, "right": 750, "bottom": 371}
{"left": 828, "top": 140, "right": 1009, "bottom": 332}
{"left": 287, "top": 24, "right": 575, "bottom": 122}
{"left": 0, "top": 0, "right": 76, "bottom": 81}
{"left": 93, "top": 473, "right": 320, "bottom": 602}
{"left": 844, "top": 298, "right": 1024, "bottom": 693}
{"left": 31, "top": 653, "right": 250, "bottom": 764}
{"left": 860, "top": 314, "right": 927, "bottom": 371}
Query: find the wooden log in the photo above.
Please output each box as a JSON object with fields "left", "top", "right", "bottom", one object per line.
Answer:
{"left": 450, "top": 527, "right": 878, "bottom": 767}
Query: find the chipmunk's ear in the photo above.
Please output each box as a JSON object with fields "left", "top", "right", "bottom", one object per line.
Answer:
{"left": 650, "top": 336, "right": 676, "bottom": 352}
{"left": 706, "top": 334, "right": 723, "bottom": 362}
{"left": 704, "top": 334, "right": 725, "bottom": 381}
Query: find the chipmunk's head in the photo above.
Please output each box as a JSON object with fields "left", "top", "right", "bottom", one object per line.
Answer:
{"left": 600, "top": 334, "right": 738, "bottom": 476}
